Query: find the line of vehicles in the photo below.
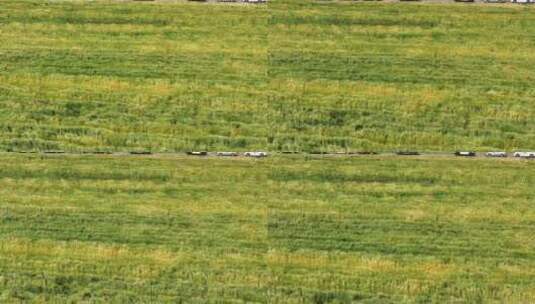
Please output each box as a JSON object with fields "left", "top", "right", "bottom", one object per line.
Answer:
{"left": 395, "top": 151, "right": 535, "bottom": 158}
{"left": 10, "top": 150, "right": 535, "bottom": 159}
{"left": 187, "top": 151, "right": 269, "bottom": 158}
{"left": 187, "top": 0, "right": 267, "bottom": 3}
{"left": 187, "top": 0, "right": 534, "bottom": 4}
{"left": 454, "top": 151, "right": 535, "bottom": 158}
{"left": 183, "top": 150, "right": 535, "bottom": 159}
{"left": 403, "top": 0, "right": 534, "bottom": 3}
{"left": 455, "top": 0, "right": 534, "bottom": 3}
{"left": 490, "top": 151, "right": 535, "bottom": 158}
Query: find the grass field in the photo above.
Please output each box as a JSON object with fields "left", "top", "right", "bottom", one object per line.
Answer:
{"left": 0, "top": 154, "right": 534, "bottom": 302}
{"left": 269, "top": 1, "right": 535, "bottom": 152}
{"left": 1, "top": 0, "right": 535, "bottom": 302}
{"left": 0, "top": 0, "right": 534, "bottom": 152}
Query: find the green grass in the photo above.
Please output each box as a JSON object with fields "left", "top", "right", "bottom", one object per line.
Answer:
{"left": 1, "top": 1, "right": 535, "bottom": 302}
{"left": 0, "top": 0, "right": 268, "bottom": 152}
{"left": 268, "top": 1, "right": 535, "bottom": 152}
{"left": 0, "top": 154, "right": 534, "bottom": 302}
{"left": 0, "top": 0, "right": 534, "bottom": 152}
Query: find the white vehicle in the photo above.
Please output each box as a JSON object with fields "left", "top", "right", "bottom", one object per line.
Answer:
{"left": 186, "top": 151, "right": 207, "bottom": 156}
{"left": 514, "top": 152, "right": 535, "bottom": 158}
{"left": 244, "top": 151, "right": 268, "bottom": 158}
{"left": 216, "top": 152, "right": 239, "bottom": 157}
{"left": 455, "top": 151, "right": 476, "bottom": 157}
{"left": 511, "top": 0, "right": 533, "bottom": 3}
{"left": 486, "top": 152, "right": 507, "bottom": 157}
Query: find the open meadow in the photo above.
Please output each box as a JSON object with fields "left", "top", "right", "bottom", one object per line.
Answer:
{"left": 0, "top": 154, "right": 534, "bottom": 302}
{"left": 1, "top": 0, "right": 535, "bottom": 302}
{"left": 0, "top": 0, "right": 534, "bottom": 152}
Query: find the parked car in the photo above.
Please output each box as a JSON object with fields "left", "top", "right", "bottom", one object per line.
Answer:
{"left": 310, "top": 151, "right": 328, "bottom": 155}
{"left": 216, "top": 152, "right": 239, "bottom": 157}
{"left": 356, "top": 151, "right": 378, "bottom": 155}
{"left": 187, "top": 151, "right": 208, "bottom": 156}
{"left": 486, "top": 152, "right": 507, "bottom": 157}
{"left": 244, "top": 151, "right": 268, "bottom": 158}
{"left": 129, "top": 151, "right": 152, "bottom": 155}
{"left": 396, "top": 151, "right": 420, "bottom": 156}
{"left": 514, "top": 152, "right": 535, "bottom": 158}
{"left": 455, "top": 151, "right": 476, "bottom": 157}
